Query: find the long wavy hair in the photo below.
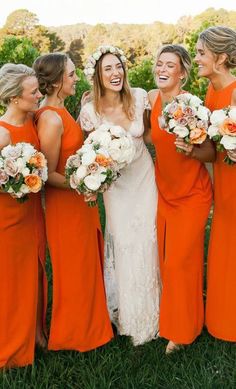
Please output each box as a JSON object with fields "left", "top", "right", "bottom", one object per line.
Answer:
{"left": 93, "top": 53, "right": 135, "bottom": 120}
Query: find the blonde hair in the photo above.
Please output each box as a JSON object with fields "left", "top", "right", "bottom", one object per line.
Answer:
{"left": 93, "top": 53, "right": 135, "bottom": 120}
{"left": 199, "top": 26, "right": 236, "bottom": 69}
{"left": 33, "top": 52, "right": 68, "bottom": 96}
{"left": 154, "top": 44, "right": 192, "bottom": 85}
{"left": 0, "top": 63, "right": 35, "bottom": 106}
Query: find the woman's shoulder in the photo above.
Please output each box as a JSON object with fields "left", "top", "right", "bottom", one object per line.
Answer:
{"left": 148, "top": 89, "right": 159, "bottom": 107}
{"left": 36, "top": 107, "right": 63, "bottom": 129}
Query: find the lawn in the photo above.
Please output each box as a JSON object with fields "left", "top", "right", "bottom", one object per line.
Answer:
{"left": 1, "top": 209, "right": 236, "bottom": 389}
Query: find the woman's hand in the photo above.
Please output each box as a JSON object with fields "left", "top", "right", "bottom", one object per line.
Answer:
{"left": 227, "top": 149, "right": 236, "bottom": 163}
{"left": 174, "top": 137, "right": 193, "bottom": 156}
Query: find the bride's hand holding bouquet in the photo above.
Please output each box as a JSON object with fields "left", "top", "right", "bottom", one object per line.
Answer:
{"left": 65, "top": 123, "right": 135, "bottom": 206}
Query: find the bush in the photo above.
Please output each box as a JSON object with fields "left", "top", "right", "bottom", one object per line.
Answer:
{"left": 128, "top": 59, "right": 156, "bottom": 92}
{"left": 65, "top": 68, "right": 90, "bottom": 119}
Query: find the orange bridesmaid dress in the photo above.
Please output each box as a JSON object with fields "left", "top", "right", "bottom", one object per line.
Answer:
{"left": 35, "top": 106, "right": 113, "bottom": 351}
{"left": 205, "top": 80, "right": 236, "bottom": 341}
{"left": 151, "top": 93, "right": 212, "bottom": 344}
{"left": 0, "top": 118, "right": 47, "bottom": 368}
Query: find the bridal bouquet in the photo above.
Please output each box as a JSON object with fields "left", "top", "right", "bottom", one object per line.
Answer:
{"left": 0, "top": 142, "right": 48, "bottom": 202}
{"left": 65, "top": 123, "right": 135, "bottom": 206}
{"left": 159, "top": 93, "right": 210, "bottom": 149}
{"left": 207, "top": 106, "right": 236, "bottom": 165}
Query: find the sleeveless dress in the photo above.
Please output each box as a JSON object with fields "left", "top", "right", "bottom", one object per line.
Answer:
{"left": 80, "top": 88, "right": 160, "bottom": 346}
{"left": 35, "top": 106, "right": 113, "bottom": 351}
{"left": 151, "top": 93, "right": 212, "bottom": 344}
{"left": 0, "top": 118, "right": 47, "bottom": 368}
{"left": 205, "top": 80, "right": 236, "bottom": 341}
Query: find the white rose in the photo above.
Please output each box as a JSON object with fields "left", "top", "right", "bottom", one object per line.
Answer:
{"left": 81, "top": 150, "right": 96, "bottom": 165}
{"left": 97, "top": 148, "right": 110, "bottom": 157}
{"left": 21, "top": 143, "right": 36, "bottom": 159}
{"left": 220, "top": 135, "right": 236, "bottom": 150}
{"left": 93, "top": 131, "right": 112, "bottom": 148}
{"left": 210, "top": 109, "right": 227, "bottom": 126}
{"left": 1, "top": 144, "right": 22, "bottom": 159}
{"left": 109, "top": 125, "right": 126, "bottom": 137}
{"left": 85, "top": 67, "right": 95, "bottom": 76}
{"left": 80, "top": 143, "right": 94, "bottom": 152}
{"left": 84, "top": 174, "right": 101, "bottom": 191}
{"left": 39, "top": 167, "right": 48, "bottom": 182}
{"left": 189, "top": 95, "right": 202, "bottom": 107}
{"left": 20, "top": 184, "right": 30, "bottom": 194}
{"left": 207, "top": 125, "right": 220, "bottom": 138}
{"left": 93, "top": 52, "right": 101, "bottom": 61}
{"left": 22, "top": 167, "right": 30, "bottom": 177}
{"left": 76, "top": 165, "right": 88, "bottom": 179}
{"left": 229, "top": 107, "right": 236, "bottom": 121}
{"left": 197, "top": 105, "right": 210, "bottom": 121}
{"left": 97, "top": 124, "right": 111, "bottom": 132}
{"left": 70, "top": 172, "right": 80, "bottom": 189}
{"left": 169, "top": 119, "right": 177, "bottom": 129}
{"left": 173, "top": 126, "right": 189, "bottom": 138}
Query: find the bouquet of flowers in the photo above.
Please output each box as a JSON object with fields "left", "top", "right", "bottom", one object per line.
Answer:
{"left": 159, "top": 93, "right": 210, "bottom": 150}
{"left": 207, "top": 106, "right": 236, "bottom": 165}
{"left": 65, "top": 123, "right": 135, "bottom": 206}
{"left": 0, "top": 142, "right": 48, "bottom": 202}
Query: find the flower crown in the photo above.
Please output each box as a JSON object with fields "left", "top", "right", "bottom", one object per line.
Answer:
{"left": 84, "top": 45, "right": 127, "bottom": 83}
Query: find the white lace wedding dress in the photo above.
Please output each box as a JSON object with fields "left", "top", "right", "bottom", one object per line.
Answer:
{"left": 80, "top": 88, "right": 161, "bottom": 345}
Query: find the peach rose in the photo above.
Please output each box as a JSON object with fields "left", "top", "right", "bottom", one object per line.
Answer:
{"left": 24, "top": 174, "right": 42, "bottom": 193}
{"left": 29, "top": 152, "right": 47, "bottom": 168}
{"left": 95, "top": 154, "right": 112, "bottom": 167}
{"left": 190, "top": 128, "right": 207, "bottom": 144}
{"left": 219, "top": 118, "right": 236, "bottom": 136}
{"left": 173, "top": 107, "right": 184, "bottom": 120}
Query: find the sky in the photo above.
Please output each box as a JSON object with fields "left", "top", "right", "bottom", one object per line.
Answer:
{"left": 0, "top": 0, "right": 235, "bottom": 27}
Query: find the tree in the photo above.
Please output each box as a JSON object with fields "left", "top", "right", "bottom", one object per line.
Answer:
{"left": 128, "top": 59, "right": 156, "bottom": 91}
{"left": 0, "top": 9, "right": 65, "bottom": 53}
{"left": 0, "top": 36, "right": 39, "bottom": 67}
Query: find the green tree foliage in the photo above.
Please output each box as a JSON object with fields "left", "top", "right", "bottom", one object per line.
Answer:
{"left": 184, "top": 23, "right": 210, "bottom": 100}
{"left": 0, "top": 9, "right": 65, "bottom": 53}
{"left": 128, "top": 59, "right": 156, "bottom": 91}
{"left": 0, "top": 36, "right": 39, "bottom": 67}
{"left": 65, "top": 69, "right": 90, "bottom": 119}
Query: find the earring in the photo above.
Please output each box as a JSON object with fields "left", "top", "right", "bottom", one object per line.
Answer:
{"left": 14, "top": 100, "right": 18, "bottom": 104}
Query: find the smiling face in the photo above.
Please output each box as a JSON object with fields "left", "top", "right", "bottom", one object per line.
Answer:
{"left": 59, "top": 58, "right": 78, "bottom": 98}
{"left": 155, "top": 52, "right": 184, "bottom": 92}
{"left": 100, "top": 54, "right": 124, "bottom": 92}
{"left": 194, "top": 39, "right": 217, "bottom": 78}
{"left": 17, "top": 76, "right": 42, "bottom": 112}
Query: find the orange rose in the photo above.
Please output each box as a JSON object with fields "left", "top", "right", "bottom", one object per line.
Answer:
{"left": 24, "top": 174, "right": 42, "bottom": 193}
{"left": 173, "top": 107, "right": 184, "bottom": 120}
{"left": 29, "top": 152, "right": 47, "bottom": 168}
{"left": 95, "top": 154, "right": 112, "bottom": 167}
{"left": 219, "top": 118, "right": 236, "bottom": 136}
{"left": 190, "top": 128, "right": 207, "bottom": 144}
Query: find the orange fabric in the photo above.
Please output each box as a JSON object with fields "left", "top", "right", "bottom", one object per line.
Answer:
{"left": 205, "top": 80, "right": 236, "bottom": 341}
{"left": 35, "top": 107, "right": 113, "bottom": 351}
{"left": 151, "top": 94, "right": 212, "bottom": 344}
{"left": 0, "top": 118, "right": 47, "bottom": 368}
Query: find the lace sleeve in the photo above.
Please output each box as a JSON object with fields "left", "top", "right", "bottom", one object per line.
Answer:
{"left": 144, "top": 91, "right": 151, "bottom": 111}
{"left": 79, "top": 104, "right": 96, "bottom": 132}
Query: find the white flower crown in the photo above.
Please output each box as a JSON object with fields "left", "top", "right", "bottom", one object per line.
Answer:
{"left": 84, "top": 45, "right": 127, "bottom": 83}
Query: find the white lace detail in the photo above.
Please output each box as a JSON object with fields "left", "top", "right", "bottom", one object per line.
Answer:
{"left": 80, "top": 88, "right": 161, "bottom": 345}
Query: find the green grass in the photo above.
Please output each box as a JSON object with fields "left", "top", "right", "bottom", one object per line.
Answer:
{"left": 1, "top": 214, "right": 236, "bottom": 389}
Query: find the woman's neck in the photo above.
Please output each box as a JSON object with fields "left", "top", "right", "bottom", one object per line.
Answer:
{"left": 101, "top": 90, "right": 122, "bottom": 108}
{"left": 159, "top": 85, "right": 182, "bottom": 104}
{"left": 0, "top": 106, "right": 28, "bottom": 126}
{"left": 41, "top": 94, "right": 65, "bottom": 108}
{"left": 208, "top": 71, "right": 235, "bottom": 91}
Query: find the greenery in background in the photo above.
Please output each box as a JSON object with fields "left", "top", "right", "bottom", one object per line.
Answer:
{"left": 1, "top": 8, "right": 236, "bottom": 388}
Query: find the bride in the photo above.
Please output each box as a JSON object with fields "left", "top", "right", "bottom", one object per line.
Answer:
{"left": 79, "top": 45, "right": 160, "bottom": 345}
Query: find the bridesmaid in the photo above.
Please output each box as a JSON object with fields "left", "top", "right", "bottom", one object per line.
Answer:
{"left": 33, "top": 53, "right": 113, "bottom": 351}
{"left": 146, "top": 45, "right": 215, "bottom": 353}
{"left": 0, "top": 64, "right": 47, "bottom": 368}
{"left": 195, "top": 26, "right": 236, "bottom": 342}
